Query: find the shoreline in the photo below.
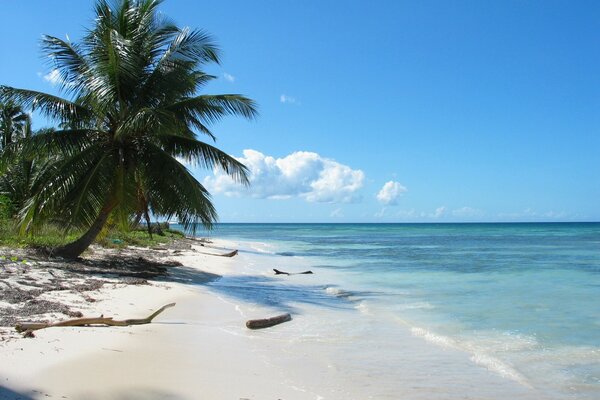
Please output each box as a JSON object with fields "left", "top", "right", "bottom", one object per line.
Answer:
{"left": 0, "top": 238, "right": 336, "bottom": 399}
{"left": 0, "top": 238, "right": 220, "bottom": 398}
{"left": 1, "top": 237, "right": 547, "bottom": 399}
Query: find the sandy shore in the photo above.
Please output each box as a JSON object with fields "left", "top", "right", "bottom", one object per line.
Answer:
{"left": 0, "top": 237, "right": 543, "bottom": 400}
{"left": 0, "top": 238, "right": 335, "bottom": 400}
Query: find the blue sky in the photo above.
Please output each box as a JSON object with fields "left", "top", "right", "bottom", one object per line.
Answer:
{"left": 1, "top": 1, "right": 598, "bottom": 222}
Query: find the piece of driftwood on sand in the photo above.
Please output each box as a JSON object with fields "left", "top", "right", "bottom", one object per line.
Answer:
{"left": 195, "top": 249, "right": 239, "bottom": 257}
{"left": 273, "top": 268, "right": 313, "bottom": 275}
{"left": 15, "top": 303, "right": 176, "bottom": 337}
{"left": 246, "top": 313, "right": 292, "bottom": 329}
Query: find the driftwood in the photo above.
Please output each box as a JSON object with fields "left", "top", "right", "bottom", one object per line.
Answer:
{"left": 15, "top": 303, "right": 176, "bottom": 337}
{"left": 195, "top": 249, "right": 239, "bottom": 257}
{"left": 273, "top": 268, "right": 313, "bottom": 275}
{"left": 246, "top": 313, "right": 292, "bottom": 329}
{"left": 221, "top": 250, "right": 238, "bottom": 257}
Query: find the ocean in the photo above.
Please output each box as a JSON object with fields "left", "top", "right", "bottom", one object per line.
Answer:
{"left": 182, "top": 223, "right": 600, "bottom": 399}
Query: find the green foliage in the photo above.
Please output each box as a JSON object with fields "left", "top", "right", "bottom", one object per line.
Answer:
{"left": 0, "top": 0, "right": 257, "bottom": 256}
{"left": 0, "top": 101, "right": 30, "bottom": 151}
{"left": 0, "top": 103, "right": 38, "bottom": 220}
{"left": 0, "top": 194, "right": 13, "bottom": 219}
{"left": 0, "top": 221, "right": 81, "bottom": 248}
{"left": 0, "top": 127, "right": 56, "bottom": 219}
{"left": 97, "top": 228, "right": 185, "bottom": 249}
{"left": 0, "top": 220, "right": 183, "bottom": 249}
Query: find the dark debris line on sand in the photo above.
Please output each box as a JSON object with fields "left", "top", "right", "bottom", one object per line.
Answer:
{"left": 0, "top": 242, "right": 189, "bottom": 338}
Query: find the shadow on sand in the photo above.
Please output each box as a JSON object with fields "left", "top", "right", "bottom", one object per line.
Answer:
{"left": 0, "top": 386, "right": 188, "bottom": 400}
{"left": 0, "top": 386, "right": 34, "bottom": 400}
{"left": 25, "top": 249, "right": 376, "bottom": 318}
{"left": 50, "top": 252, "right": 358, "bottom": 313}
{"left": 198, "top": 274, "right": 362, "bottom": 314}
{"left": 72, "top": 389, "right": 187, "bottom": 399}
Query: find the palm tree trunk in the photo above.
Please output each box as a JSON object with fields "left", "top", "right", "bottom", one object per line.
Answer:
{"left": 144, "top": 207, "right": 153, "bottom": 239}
{"left": 53, "top": 200, "right": 117, "bottom": 259}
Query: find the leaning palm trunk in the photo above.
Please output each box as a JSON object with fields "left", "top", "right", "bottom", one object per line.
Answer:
{"left": 0, "top": 0, "right": 257, "bottom": 259}
{"left": 53, "top": 200, "right": 118, "bottom": 258}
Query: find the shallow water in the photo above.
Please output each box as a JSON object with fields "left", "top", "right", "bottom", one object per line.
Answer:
{"left": 178, "top": 223, "right": 600, "bottom": 399}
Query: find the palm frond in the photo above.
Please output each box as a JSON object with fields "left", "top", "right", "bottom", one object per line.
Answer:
{"left": 158, "top": 134, "right": 249, "bottom": 184}
{"left": 164, "top": 27, "right": 220, "bottom": 65}
{"left": 22, "top": 142, "right": 115, "bottom": 230}
{"left": 41, "top": 35, "right": 92, "bottom": 96}
{"left": 0, "top": 87, "right": 94, "bottom": 123}
{"left": 12, "top": 129, "right": 100, "bottom": 162}
{"left": 140, "top": 142, "right": 218, "bottom": 231}
{"left": 167, "top": 94, "right": 258, "bottom": 126}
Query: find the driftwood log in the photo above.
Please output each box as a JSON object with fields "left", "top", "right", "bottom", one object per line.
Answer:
{"left": 196, "top": 249, "right": 238, "bottom": 257}
{"left": 273, "top": 268, "right": 313, "bottom": 275}
{"left": 15, "top": 303, "right": 176, "bottom": 337}
{"left": 246, "top": 313, "right": 292, "bottom": 329}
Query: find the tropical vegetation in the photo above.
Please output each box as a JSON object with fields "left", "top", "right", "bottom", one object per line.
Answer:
{"left": 0, "top": 0, "right": 256, "bottom": 258}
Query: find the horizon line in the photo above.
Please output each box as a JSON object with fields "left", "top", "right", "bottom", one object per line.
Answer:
{"left": 167, "top": 221, "right": 599, "bottom": 225}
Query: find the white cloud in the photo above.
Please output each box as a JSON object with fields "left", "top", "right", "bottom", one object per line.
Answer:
{"left": 43, "top": 69, "right": 61, "bottom": 85}
{"left": 280, "top": 94, "right": 298, "bottom": 104}
{"left": 432, "top": 206, "right": 446, "bottom": 218}
{"left": 497, "top": 208, "right": 572, "bottom": 221}
{"left": 543, "top": 210, "right": 567, "bottom": 219}
{"left": 452, "top": 206, "right": 484, "bottom": 218}
{"left": 203, "top": 149, "right": 364, "bottom": 203}
{"left": 376, "top": 206, "right": 448, "bottom": 221}
{"left": 376, "top": 181, "right": 407, "bottom": 205}
{"left": 403, "top": 206, "right": 445, "bottom": 219}
{"left": 395, "top": 208, "right": 417, "bottom": 218}
{"left": 223, "top": 72, "right": 235, "bottom": 82}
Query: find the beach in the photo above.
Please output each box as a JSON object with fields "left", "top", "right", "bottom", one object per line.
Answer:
{"left": 0, "top": 0, "right": 596, "bottom": 397}
{"left": 1, "top": 224, "right": 599, "bottom": 399}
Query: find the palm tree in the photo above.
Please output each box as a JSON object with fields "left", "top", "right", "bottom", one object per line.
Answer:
{"left": 0, "top": 102, "right": 30, "bottom": 151}
{"left": 0, "top": 103, "right": 35, "bottom": 218}
{"left": 0, "top": 122, "right": 54, "bottom": 218}
{"left": 0, "top": 0, "right": 257, "bottom": 258}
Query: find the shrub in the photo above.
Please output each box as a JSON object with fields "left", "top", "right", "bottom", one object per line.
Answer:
{"left": 0, "top": 195, "right": 13, "bottom": 219}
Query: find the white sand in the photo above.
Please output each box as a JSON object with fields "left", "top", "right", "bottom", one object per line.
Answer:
{"left": 0, "top": 240, "right": 332, "bottom": 399}
{"left": 0, "top": 239, "right": 540, "bottom": 400}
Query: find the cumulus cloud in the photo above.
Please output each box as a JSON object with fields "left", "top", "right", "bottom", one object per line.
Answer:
{"left": 223, "top": 72, "right": 235, "bottom": 82}
{"left": 280, "top": 94, "right": 298, "bottom": 104}
{"left": 376, "top": 181, "right": 407, "bottom": 205}
{"left": 203, "top": 149, "right": 364, "bottom": 203}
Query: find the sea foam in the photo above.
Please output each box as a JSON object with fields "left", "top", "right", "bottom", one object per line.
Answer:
{"left": 410, "top": 326, "right": 531, "bottom": 386}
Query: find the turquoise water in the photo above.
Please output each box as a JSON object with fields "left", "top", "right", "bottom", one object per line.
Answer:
{"left": 186, "top": 223, "right": 600, "bottom": 398}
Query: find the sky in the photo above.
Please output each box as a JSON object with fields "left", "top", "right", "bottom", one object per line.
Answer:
{"left": 1, "top": 1, "right": 598, "bottom": 222}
